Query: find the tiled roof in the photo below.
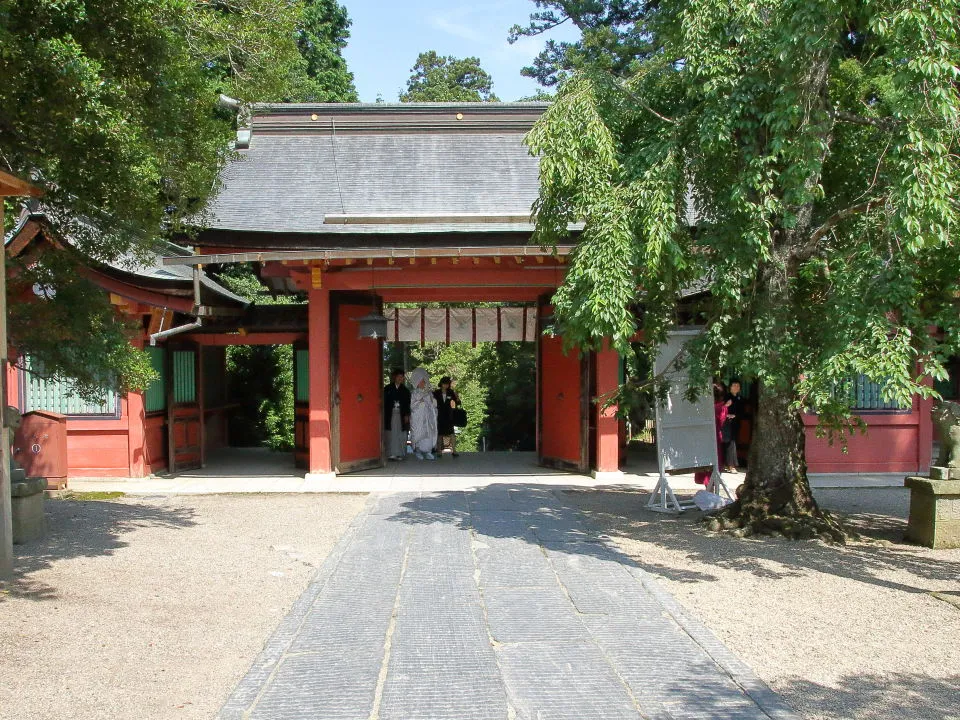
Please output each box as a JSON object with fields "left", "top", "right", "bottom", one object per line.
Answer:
{"left": 5, "top": 209, "right": 247, "bottom": 307}
{"left": 201, "top": 103, "right": 548, "bottom": 235}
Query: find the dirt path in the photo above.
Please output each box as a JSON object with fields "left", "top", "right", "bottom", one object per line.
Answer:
{"left": 0, "top": 492, "right": 367, "bottom": 720}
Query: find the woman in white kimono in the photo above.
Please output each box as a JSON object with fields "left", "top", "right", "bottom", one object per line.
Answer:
{"left": 408, "top": 367, "right": 438, "bottom": 460}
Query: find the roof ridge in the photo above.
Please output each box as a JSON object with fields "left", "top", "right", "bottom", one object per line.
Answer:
{"left": 251, "top": 101, "right": 551, "bottom": 112}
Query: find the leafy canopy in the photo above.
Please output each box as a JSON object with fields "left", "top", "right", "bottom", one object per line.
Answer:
{"left": 527, "top": 0, "right": 960, "bottom": 429}
{"left": 400, "top": 51, "right": 499, "bottom": 102}
{"left": 0, "top": 0, "right": 356, "bottom": 395}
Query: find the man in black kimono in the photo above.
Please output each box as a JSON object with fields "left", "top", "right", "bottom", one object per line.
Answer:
{"left": 383, "top": 368, "right": 411, "bottom": 460}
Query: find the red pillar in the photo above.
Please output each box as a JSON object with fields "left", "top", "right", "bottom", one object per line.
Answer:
{"left": 5, "top": 358, "right": 17, "bottom": 408}
{"left": 308, "top": 288, "right": 333, "bottom": 474}
{"left": 127, "top": 393, "right": 147, "bottom": 477}
{"left": 126, "top": 338, "right": 147, "bottom": 478}
{"left": 594, "top": 342, "right": 621, "bottom": 475}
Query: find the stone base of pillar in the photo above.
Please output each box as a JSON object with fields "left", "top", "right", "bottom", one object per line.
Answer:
{"left": 591, "top": 469, "right": 625, "bottom": 483}
{"left": 303, "top": 472, "right": 338, "bottom": 491}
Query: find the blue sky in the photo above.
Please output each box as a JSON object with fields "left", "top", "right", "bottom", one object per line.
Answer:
{"left": 341, "top": 1, "right": 581, "bottom": 102}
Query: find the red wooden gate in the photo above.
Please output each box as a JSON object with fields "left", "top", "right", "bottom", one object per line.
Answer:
{"left": 331, "top": 294, "right": 384, "bottom": 473}
{"left": 537, "top": 303, "right": 588, "bottom": 472}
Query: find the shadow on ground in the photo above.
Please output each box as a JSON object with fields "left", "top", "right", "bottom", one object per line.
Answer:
{"left": 1, "top": 496, "right": 196, "bottom": 603}
{"left": 781, "top": 671, "right": 960, "bottom": 720}
{"left": 572, "top": 485, "right": 960, "bottom": 596}
{"left": 383, "top": 484, "right": 960, "bottom": 598}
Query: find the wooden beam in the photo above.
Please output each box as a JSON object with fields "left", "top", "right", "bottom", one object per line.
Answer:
{"left": 187, "top": 332, "right": 308, "bottom": 347}
{"left": 0, "top": 170, "right": 41, "bottom": 198}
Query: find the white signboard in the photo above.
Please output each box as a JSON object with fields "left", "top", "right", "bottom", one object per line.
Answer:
{"left": 650, "top": 328, "right": 729, "bottom": 513}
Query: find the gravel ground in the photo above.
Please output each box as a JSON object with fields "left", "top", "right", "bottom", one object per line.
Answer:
{"left": 566, "top": 485, "right": 960, "bottom": 720}
{"left": 0, "top": 492, "right": 367, "bottom": 720}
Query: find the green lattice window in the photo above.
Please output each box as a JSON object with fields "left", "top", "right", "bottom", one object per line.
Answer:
{"left": 172, "top": 350, "right": 196, "bottom": 404}
{"left": 294, "top": 348, "right": 309, "bottom": 403}
{"left": 144, "top": 347, "right": 167, "bottom": 413}
{"left": 844, "top": 374, "right": 909, "bottom": 411}
{"left": 22, "top": 357, "right": 119, "bottom": 417}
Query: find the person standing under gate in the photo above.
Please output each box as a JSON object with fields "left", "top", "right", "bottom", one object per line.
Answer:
{"left": 383, "top": 368, "right": 411, "bottom": 461}
{"left": 409, "top": 367, "right": 438, "bottom": 460}
{"left": 434, "top": 376, "right": 461, "bottom": 458}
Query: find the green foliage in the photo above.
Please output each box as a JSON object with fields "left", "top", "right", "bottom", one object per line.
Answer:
{"left": 517, "top": 90, "right": 556, "bottom": 102}
{"left": 287, "top": 0, "right": 358, "bottom": 102}
{"left": 528, "top": 0, "right": 960, "bottom": 444}
{"left": 0, "top": 0, "right": 304, "bottom": 260}
{"left": 473, "top": 343, "right": 537, "bottom": 451}
{"left": 261, "top": 344, "right": 295, "bottom": 451}
{"left": 400, "top": 51, "right": 499, "bottom": 102}
{"left": 0, "top": 0, "right": 333, "bottom": 395}
{"left": 510, "top": 1, "right": 651, "bottom": 86}
{"left": 7, "top": 253, "right": 156, "bottom": 401}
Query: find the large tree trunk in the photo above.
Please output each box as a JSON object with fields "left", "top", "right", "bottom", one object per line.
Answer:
{"left": 740, "top": 381, "right": 816, "bottom": 514}
{"left": 710, "top": 381, "right": 846, "bottom": 541}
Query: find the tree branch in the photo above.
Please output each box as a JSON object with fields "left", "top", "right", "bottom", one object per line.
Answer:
{"left": 829, "top": 109, "right": 898, "bottom": 132}
{"left": 617, "top": 84, "right": 677, "bottom": 125}
{"left": 795, "top": 198, "right": 884, "bottom": 261}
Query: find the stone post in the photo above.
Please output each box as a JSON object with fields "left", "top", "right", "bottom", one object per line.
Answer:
{"left": 905, "top": 400, "right": 960, "bottom": 548}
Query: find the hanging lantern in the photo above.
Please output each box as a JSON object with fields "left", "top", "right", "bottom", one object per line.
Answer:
{"left": 357, "top": 311, "right": 389, "bottom": 340}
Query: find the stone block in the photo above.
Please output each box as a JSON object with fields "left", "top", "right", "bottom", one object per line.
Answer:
{"left": 929, "top": 466, "right": 951, "bottom": 480}
{"left": 905, "top": 476, "right": 960, "bottom": 549}
{"left": 11, "top": 480, "right": 46, "bottom": 544}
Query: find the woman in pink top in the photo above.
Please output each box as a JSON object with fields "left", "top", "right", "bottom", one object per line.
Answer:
{"left": 695, "top": 382, "right": 729, "bottom": 486}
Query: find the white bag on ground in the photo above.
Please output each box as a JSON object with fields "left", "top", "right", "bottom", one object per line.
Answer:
{"left": 693, "top": 489, "right": 732, "bottom": 512}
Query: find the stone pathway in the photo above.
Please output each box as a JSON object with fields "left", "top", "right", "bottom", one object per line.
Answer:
{"left": 220, "top": 486, "right": 799, "bottom": 720}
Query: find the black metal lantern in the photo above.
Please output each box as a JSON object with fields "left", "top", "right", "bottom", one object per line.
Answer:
{"left": 357, "top": 310, "right": 388, "bottom": 340}
{"left": 356, "top": 265, "right": 388, "bottom": 339}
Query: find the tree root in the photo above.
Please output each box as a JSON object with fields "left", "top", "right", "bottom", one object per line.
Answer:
{"left": 702, "top": 501, "right": 855, "bottom": 544}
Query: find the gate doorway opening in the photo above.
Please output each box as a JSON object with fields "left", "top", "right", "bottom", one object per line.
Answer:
{"left": 383, "top": 339, "right": 537, "bottom": 456}
{"left": 324, "top": 297, "right": 616, "bottom": 477}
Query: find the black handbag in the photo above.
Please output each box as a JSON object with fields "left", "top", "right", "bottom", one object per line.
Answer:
{"left": 452, "top": 407, "right": 468, "bottom": 428}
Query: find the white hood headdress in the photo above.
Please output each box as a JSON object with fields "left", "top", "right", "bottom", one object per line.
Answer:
{"left": 409, "top": 367, "right": 430, "bottom": 390}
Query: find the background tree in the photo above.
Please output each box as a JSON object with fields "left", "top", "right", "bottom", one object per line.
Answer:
{"left": 509, "top": 1, "right": 650, "bottom": 87}
{"left": 287, "top": 0, "right": 358, "bottom": 102}
{"left": 527, "top": 0, "right": 960, "bottom": 538}
{"left": 473, "top": 343, "right": 537, "bottom": 451}
{"left": 400, "top": 52, "right": 499, "bottom": 102}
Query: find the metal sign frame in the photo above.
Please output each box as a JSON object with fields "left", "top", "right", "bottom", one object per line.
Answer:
{"left": 648, "top": 328, "right": 731, "bottom": 513}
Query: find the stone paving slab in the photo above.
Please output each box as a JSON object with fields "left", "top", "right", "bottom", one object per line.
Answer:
{"left": 219, "top": 487, "right": 801, "bottom": 720}
{"left": 499, "top": 641, "right": 642, "bottom": 720}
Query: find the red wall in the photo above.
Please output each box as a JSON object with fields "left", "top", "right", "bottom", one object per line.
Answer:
{"left": 65, "top": 409, "right": 132, "bottom": 478}
{"left": 803, "top": 396, "right": 933, "bottom": 474}
{"left": 143, "top": 413, "right": 167, "bottom": 474}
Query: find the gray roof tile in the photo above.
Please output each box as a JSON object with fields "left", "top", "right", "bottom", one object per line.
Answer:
{"left": 204, "top": 132, "right": 542, "bottom": 233}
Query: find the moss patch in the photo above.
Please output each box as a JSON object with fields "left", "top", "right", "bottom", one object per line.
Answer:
{"left": 55, "top": 491, "right": 126, "bottom": 501}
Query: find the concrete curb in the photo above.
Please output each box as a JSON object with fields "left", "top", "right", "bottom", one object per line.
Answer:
{"left": 217, "top": 494, "right": 377, "bottom": 719}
